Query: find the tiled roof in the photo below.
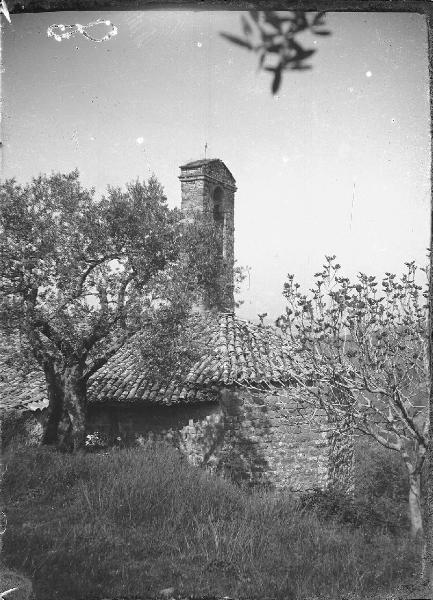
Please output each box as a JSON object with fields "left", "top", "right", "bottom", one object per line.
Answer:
{"left": 89, "top": 314, "right": 294, "bottom": 405}
{"left": 1, "top": 314, "right": 294, "bottom": 412}
{"left": 0, "top": 339, "right": 48, "bottom": 412}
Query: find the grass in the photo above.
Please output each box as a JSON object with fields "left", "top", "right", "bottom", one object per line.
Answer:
{"left": 2, "top": 440, "right": 419, "bottom": 600}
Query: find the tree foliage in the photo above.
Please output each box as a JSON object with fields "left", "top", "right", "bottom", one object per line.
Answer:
{"left": 139, "top": 211, "right": 245, "bottom": 382}
{"left": 278, "top": 256, "right": 429, "bottom": 536}
{"left": 0, "top": 171, "right": 178, "bottom": 364}
{"left": 0, "top": 171, "right": 223, "bottom": 450}
{"left": 221, "top": 11, "right": 331, "bottom": 94}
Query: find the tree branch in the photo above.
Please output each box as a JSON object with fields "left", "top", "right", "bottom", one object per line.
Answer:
{"left": 117, "top": 272, "right": 134, "bottom": 329}
{"left": 57, "top": 253, "right": 125, "bottom": 312}
{"left": 392, "top": 387, "right": 427, "bottom": 448}
{"left": 357, "top": 420, "right": 402, "bottom": 452}
{"left": 83, "top": 331, "right": 133, "bottom": 381}
{"left": 81, "top": 272, "right": 135, "bottom": 354}
{"left": 33, "top": 316, "right": 74, "bottom": 357}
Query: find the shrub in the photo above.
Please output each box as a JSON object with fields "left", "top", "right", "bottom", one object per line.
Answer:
{"left": 353, "top": 435, "right": 409, "bottom": 534}
{"left": 299, "top": 436, "right": 410, "bottom": 536}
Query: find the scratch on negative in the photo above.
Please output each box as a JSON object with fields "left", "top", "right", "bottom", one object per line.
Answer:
{"left": 0, "top": 589, "right": 18, "bottom": 599}
{"left": 47, "top": 18, "right": 118, "bottom": 43}
{"left": 0, "top": 0, "right": 11, "bottom": 24}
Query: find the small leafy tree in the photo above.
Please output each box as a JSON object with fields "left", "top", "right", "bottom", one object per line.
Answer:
{"left": 0, "top": 171, "right": 220, "bottom": 450}
{"left": 277, "top": 257, "right": 429, "bottom": 538}
{"left": 221, "top": 11, "right": 331, "bottom": 94}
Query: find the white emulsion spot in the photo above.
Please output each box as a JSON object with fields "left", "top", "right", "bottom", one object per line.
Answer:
{"left": 136, "top": 137, "right": 144, "bottom": 145}
{"left": 365, "top": 71, "right": 372, "bottom": 78}
{"left": 197, "top": 42, "right": 202, "bottom": 47}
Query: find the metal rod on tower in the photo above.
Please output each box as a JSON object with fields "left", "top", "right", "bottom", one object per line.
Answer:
{"left": 204, "top": 142, "right": 208, "bottom": 159}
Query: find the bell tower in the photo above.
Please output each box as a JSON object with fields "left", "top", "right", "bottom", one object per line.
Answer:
{"left": 179, "top": 158, "right": 236, "bottom": 312}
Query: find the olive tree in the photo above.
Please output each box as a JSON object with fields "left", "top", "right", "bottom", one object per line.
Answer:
{"left": 0, "top": 171, "right": 218, "bottom": 450}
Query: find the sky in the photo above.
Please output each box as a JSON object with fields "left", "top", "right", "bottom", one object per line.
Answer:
{"left": 2, "top": 10, "right": 430, "bottom": 321}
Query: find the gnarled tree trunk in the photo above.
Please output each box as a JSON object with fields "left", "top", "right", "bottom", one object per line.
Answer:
{"left": 41, "top": 363, "right": 65, "bottom": 446}
{"left": 58, "top": 365, "right": 87, "bottom": 451}
{"left": 402, "top": 447, "right": 428, "bottom": 581}
{"left": 41, "top": 362, "right": 87, "bottom": 451}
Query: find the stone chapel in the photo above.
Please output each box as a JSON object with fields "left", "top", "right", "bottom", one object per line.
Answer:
{"left": 0, "top": 158, "right": 353, "bottom": 493}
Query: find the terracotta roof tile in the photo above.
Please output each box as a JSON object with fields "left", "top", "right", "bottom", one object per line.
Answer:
{"left": 0, "top": 340, "right": 48, "bottom": 413}
{"left": 1, "top": 314, "right": 295, "bottom": 413}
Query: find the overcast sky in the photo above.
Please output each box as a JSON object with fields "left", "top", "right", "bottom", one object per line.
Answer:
{"left": 2, "top": 10, "right": 430, "bottom": 321}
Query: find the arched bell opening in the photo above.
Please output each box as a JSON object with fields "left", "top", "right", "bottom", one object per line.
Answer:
{"left": 212, "top": 187, "right": 224, "bottom": 224}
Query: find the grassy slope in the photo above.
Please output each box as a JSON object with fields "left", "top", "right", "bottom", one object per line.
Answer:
{"left": 2, "top": 441, "right": 419, "bottom": 600}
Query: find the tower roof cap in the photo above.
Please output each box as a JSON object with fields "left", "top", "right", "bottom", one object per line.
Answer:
{"left": 180, "top": 158, "right": 218, "bottom": 168}
{"left": 179, "top": 158, "right": 236, "bottom": 183}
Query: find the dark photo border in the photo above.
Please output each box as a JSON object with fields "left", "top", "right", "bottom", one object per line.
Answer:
{"left": 2, "top": 1, "right": 433, "bottom": 597}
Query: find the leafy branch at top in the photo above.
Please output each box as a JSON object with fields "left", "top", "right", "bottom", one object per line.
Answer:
{"left": 221, "top": 11, "right": 331, "bottom": 94}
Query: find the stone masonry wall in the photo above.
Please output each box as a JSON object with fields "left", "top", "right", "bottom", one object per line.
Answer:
{"left": 6, "top": 392, "right": 353, "bottom": 495}
{"left": 87, "top": 401, "right": 222, "bottom": 462}
{"left": 88, "top": 386, "right": 354, "bottom": 494}
{"left": 216, "top": 388, "right": 330, "bottom": 491}
{"left": 180, "top": 177, "right": 206, "bottom": 213}
{"left": 179, "top": 162, "right": 235, "bottom": 312}
{"left": 202, "top": 178, "right": 234, "bottom": 312}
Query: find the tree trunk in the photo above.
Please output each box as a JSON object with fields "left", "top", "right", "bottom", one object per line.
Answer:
{"left": 425, "top": 446, "right": 433, "bottom": 588}
{"left": 41, "top": 363, "right": 65, "bottom": 445}
{"left": 408, "top": 472, "right": 424, "bottom": 538}
{"left": 57, "top": 364, "right": 87, "bottom": 452}
{"left": 41, "top": 361, "right": 87, "bottom": 451}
